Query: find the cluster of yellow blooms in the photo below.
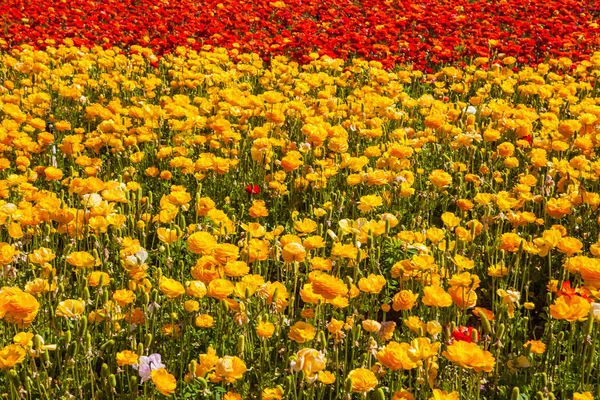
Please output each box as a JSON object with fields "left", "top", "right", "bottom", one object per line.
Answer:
{"left": 0, "top": 44, "right": 599, "bottom": 399}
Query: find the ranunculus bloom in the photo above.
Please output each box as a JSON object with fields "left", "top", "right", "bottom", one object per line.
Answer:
{"left": 0, "top": 344, "right": 27, "bottom": 369}
{"left": 159, "top": 277, "right": 185, "bottom": 299}
{"left": 347, "top": 368, "right": 378, "bottom": 393}
{"left": 392, "top": 290, "right": 419, "bottom": 311}
{"left": 245, "top": 184, "right": 260, "bottom": 195}
{"left": 376, "top": 341, "right": 418, "bottom": 371}
{"left": 422, "top": 286, "right": 453, "bottom": 308}
{"left": 442, "top": 341, "right": 495, "bottom": 372}
{"left": 211, "top": 356, "right": 247, "bottom": 384}
{"left": 288, "top": 321, "right": 316, "bottom": 343}
{"left": 550, "top": 295, "right": 591, "bottom": 322}
{"left": 116, "top": 350, "right": 139, "bottom": 366}
{"left": 151, "top": 368, "right": 177, "bottom": 396}
{"left": 290, "top": 348, "right": 327, "bottom": 382}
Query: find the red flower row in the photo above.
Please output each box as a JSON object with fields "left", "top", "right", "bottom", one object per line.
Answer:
{"left": 1, "top": 0, "right": 599, "bottom": 69}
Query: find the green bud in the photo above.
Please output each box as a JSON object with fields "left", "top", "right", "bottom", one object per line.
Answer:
{"left": 511, "top": 387, "right": 520, "bottom": 400}
{"left": 375, "top": 388, "right": 386, "bottom": 400}
{"left": 479, "top": 311, "right": 493, "bottom": 335}
{"left": 345, "top": 378, "right": 353, "bottom": 394}
{"left": 129, "top": 375, "right": 138, "bottom": 393}
{"left": 109, "top": 374, "right": 117, "bottom": 388}
{"left": 237, "top": 335, "right": 245, "bottom": 357}
{"left": 192, "top": 376, "right": 205, "bottom": 389}
{"left": 78, "top": 316, "right": 88, "bottom": 337}
{"left": 101, "top": 340, "right": 115, "bottom": 351}
{"left": 144, "top": 333, "right": 153, "bottom": 348}
{"left": 101, "top": 363, "right": 110, "bottom": 378}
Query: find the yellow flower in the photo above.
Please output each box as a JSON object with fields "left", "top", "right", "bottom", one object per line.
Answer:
{"left": 56, "top": 299, "right": 86, "bottom": 319}
{"left": 159, "top": 277, "right": 185, "bottom": 299}
{"left": 357, "top": 195, "right": 383, "bottom": 213}
{"left": 429, "top": 169, "right": 452, "bottom": 189}
{"left": 66, "top": 251, "right": 100, "bottom": 269}
{"left": 573, "top": 392, "right": 594, "bottom": 400}
{"left": 376, "top": 341, "right": 418, "bottom": 370}
{"left": 523, "top": 340, "right": 546, "bottom": 354}
{"left": 13, "top": 332, "right": 34, "bottom": 347}
{"left": 318, "top": 371, "right": 336, "bottom": 384}
{"left": 256, "top": 320, "right": 275, "bottom": 338}
{"left": 282, "top": 242, "right": 307, "bottom": 263}
{"left": 44, "top": 166, "right": 64, "bottom": 180}
{"left": 358, "top": 274, "right": 386, "bottom": 294}
{"left": 195, "top": 314, "right": 214, "bottom": 328}
{"left": 113, "top": 289, "right": 136, "bottom": 306}
{"left": 88, "top": 271, "right": 110, "bottom": 287}
{"left": 262, "top": 387, "right": 284, "bottom": 400}
{"left": 290, "top": 348, "right": 327, "bottom": 382}
{"left": 249, "top": 200, "right": 269, "bottom": 218}
{"left": 347, "top": 368, "right": 378, "bottom": 393}
{"left": 28, "top": 247, "right": 56, "bottom": 265}
{"left": 392, "top": 290, "right": 419, "bottom": 311}
{"left": 288, "top": 321, "right": 316, "bottom": 343}
{"left": 186, "top": 231, "right": 217, "bottom": 255}
{"left": 429, "top": 389, "right": 460, "bottom": 400}
{"left": 207, "top": 279, "right": 234, "bottom": 300}
{"left": 550, "top": 295, "right": 590, "bottom": 322}
{"left": 157, "top": 227, "right": 182, "bottom": 244}
{"left": 422, "top": 286, "right": 453, "bottom": 308}
{"left": 116, "top": 350, "right": 139, "bottom": 366}
{"left": 151, "top": 368, "right": 177, "bottom": 396}
{"left": 212, "top": 356, "right": 247, "bottom": 383}
{"left": 442, "top": 341, "right": 495, "bottom": 372}
{"left": 0, "top": 344, "right": 27, "bottom": 369}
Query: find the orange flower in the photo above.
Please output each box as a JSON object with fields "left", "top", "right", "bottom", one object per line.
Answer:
{"left": 442, "top": 341, "right": 495, "bottom": 372}
{"left": 0, "top": 287, "right": 40, "bottom": 327}
{"left": 392, "top": 290, "right": 419, "bottom": 311}
{"left": 347, "top": 368, "right": 378, "bottom": 393}
{"left": 262, "top": 387, "right": 284, "bottom": 400}
{"left": 44, "top": 166, "right": 64, "bottom": 180}
{"left": 549, "top": 295, "right": 590, "bottom": 322}
{"left": 358, "top": 274, "right": 386, "bottom": 294}
{"left": 66, "top": 251, "right": 100, "bottom": 269}
{"left": 212, "top": 356, "right": 247, "bottom": 383}
{"left": 249, "top": 200, "right": 269, "bottom": 218}
{"left": 195, "top": 314, "right": 214, "bottom": 328}
{"left": 523, "top": 340, "right": 546, "bottom": 354}
{"left": 310, "top": 273, "right": 348, "bottom": 300}
{"left": 151, "top": 368, "right": 177, "bottom": 396}
{"left": 429, "top": 169, "right": 452, "bottom": 189}
{"left": 56, "top": 299, "right": 85, "bottom": 319}
{"left": 376, "top": 341, "right": 418, "bottom": 370}
{"left": 422, "top": 286, "right": 453, "bottom": 308}
{"left": 282, "top": 242, "right": 307, "bottom": 263}
{"left": 256, "top": 320, "right": 275, "bottom": 338}
{"left": 0, "top": 344, "right": 27, "bottom": 369}
{"left": 159, "top": 278, "right": 185, "bottom": 299}
{"left": 187, "top": 231, "right": 217, "bottom": 255}
{"left": 498, "top": 233, "right": 523, "bottom": 252}
{"left": 288, "top": 321, "right": 316, "bottom": 343}
{"left": 207, "top": 279, "right": 234, "bottom": 300}
{"left": 116, "top": 350, "right": 139, "bottom": 366}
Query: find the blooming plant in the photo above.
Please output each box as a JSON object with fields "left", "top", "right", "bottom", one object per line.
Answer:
{"left": 0, "top": 1, "right": 598, "bottom": 399}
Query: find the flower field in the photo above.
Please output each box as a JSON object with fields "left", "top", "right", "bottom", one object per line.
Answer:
{"left": 0, "top": 1, "right": 600, "bottom": 400}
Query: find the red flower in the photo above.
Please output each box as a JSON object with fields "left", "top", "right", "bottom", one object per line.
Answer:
{"left": 245, "top": 184, "right": 260, "bottom": 195}
{"left": 452, "top": 326, "right": 479, "bottom": 343}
